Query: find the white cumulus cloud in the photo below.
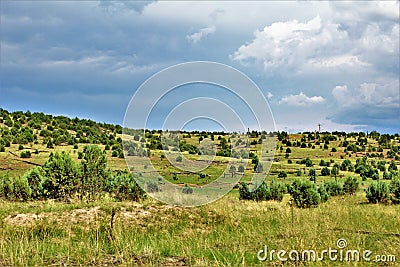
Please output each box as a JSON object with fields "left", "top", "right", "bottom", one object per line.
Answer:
{"left": 186, "top": 25, "right": 216, "bottom": 44}
{"left": 232, "top": 11, "right": 398, "bottom": 75}
{"left": 279, "top": 92, "right": 325, "bottom": 106}
{"left": 332, "top": 80, "right": 400, "bottom": 108}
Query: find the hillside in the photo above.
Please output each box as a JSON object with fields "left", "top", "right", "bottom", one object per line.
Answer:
{"left": 1, "top": 108, "right": 399, "bottom": 266}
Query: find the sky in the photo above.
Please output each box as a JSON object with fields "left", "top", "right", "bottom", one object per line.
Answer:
{"left": 1, "top": 1, "right": 399, "bottom": 133}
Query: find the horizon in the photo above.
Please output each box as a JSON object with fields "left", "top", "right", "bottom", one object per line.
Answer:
{"left": 1, "top": 107, "right": 399, "bottom": 135}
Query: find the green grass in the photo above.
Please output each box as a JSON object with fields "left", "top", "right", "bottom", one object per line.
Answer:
{"left": 1, "top": 130, "right": 399, "bottom": 266}
{"left": 0, "top": 193, "right": 399, "bottom": 266}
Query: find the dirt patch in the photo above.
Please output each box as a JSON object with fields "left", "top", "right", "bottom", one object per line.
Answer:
{"left": 3, "top": 206, "right": 104, "bottom": 227}
{"left": 162, "top": 256, "right": 186, "bottom": 266}
{"left": 4, "top": 213, "right": 44, "bottom": 226}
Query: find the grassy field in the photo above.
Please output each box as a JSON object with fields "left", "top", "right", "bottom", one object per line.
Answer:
{"left": 1, "top": 112, "right": 399, "bottom": 266}
{"left": 1, "top": 192, "right": 399, "bottom": 266}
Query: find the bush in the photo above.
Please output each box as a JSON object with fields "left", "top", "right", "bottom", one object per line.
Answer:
{"left": 366, "top": 181, "right": 390, "bottom": 204}
{"left": 321, "top": 166, "right": 330, "bottom": 176}
{"left": 182, "top": 185, "right": 193, "bottom": 194}
{"left": 146, "top": 181, "right": 159, "bottom": 193}
{"left": 0, "top": 174, "right": 31, "bottom": 201}
{"left": 199, "top": 172, "right": 206, "bottom": 179}
{"left": 0, "top": 173, "right": 13, "bottom": 199}
{"left": 343, "top": 176, "right": 359, "bottom": 195}
{"left": 176, "top": 155, "right": 183, "bottom": 162}
{"left": 383, "top": 171, "right": 392, "bottom": 180}
{"left": 318, "top": 184, "right": 329, "bottom": 202}
{"left": 18, "top": 144, "right": 24, "bottom": 150}
{"left": 325, "top": 180, "right": 344, "bottom": 196}
{"left": 20, "top": 150, "right": 31, "bottom": 158}
{"left": 390, "top": 178, "right": 400, "bottom": 204}
{"left": 269, "top": 180, "right": 285, "bottom": 201}
{"left": 47, "top": 140, "right": 54, "bottom": 149}
{"left": 309, "top": 168, "right": 317, "bottom": 183}
{"left": 106, "top": 171, "right": 145, "bottom": 201}
{"left": 340, "top": 159, "right": 353, "bottom": 171}
{"left": 278, "top": 171, "right": 287, "bottom": 179}
{"left": 81, "top": 145, "right": 109, "bottom": 200}
{"left": 0, "top": 145, "right": 5, "bottom": 152}
{"left": 238, "top": 165, "right": 245, "bottom": 173}
{"left": 41, "top": 151, "right": 79, "bottom": 200}
{"left": 252, "top": 182, "right": 271, "bottom": 201}
{"left": 289, "top": 180, "right": 321, "bottom": 208}
{"left": 239, "top": 182, "right": 253, "bottom": 200}
{"left": 24, "top": 167, "right": 44, "bottom": 199}
{"left": 388, "top": 161, "right": 398, "bottom": 172}
{"left": 254, "top": 163, "right": 263, "bottom": 173}
{"left": 11, "top": 176, "right": 31, "bottom": 201}
{"left": 239, "top": 181, "right": 284, "bottom": 202}
{"left": 304, "top": 158, "right": 313, "bottom": 167}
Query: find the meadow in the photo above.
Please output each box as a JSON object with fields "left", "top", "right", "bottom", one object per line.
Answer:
{"left": 0, "top": 109, "right": 399, "bottom": 266}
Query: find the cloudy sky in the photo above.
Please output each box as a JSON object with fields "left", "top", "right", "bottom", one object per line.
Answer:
{"left": 1, "top": 1, "right": 399, "bottom": 133}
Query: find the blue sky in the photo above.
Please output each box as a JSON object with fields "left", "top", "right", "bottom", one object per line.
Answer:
{"left": 1, "top": 1, "right": 399, "bottom": 133}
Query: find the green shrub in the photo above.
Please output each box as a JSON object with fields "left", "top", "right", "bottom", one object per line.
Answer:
{"left": 0, "top": 173, "right": 32, "bottom": 201}
{"left": 383, "top": 171, "right": 392, "bottom": 180}
{"left": 199, "top": 173, "right": 206, "bottom": 179}
{"left": 182, "top": 186, "right": 193, "bottom": 194}
{"left": 318, "top": 184, "right": 329, "bottom": 202}
{"left": 0, "top": 145, "right": 5, "bottom": 152}
{"left": 24, "top": 167, "right": 44, "bottom": 199}
{"left": 106, "top": 171, "right": 145, "bottom": 201}
{"left": 20, "top": 150, "right": 31, "bottom": 158}
{"left": 252, "top": 182, "right": 271, "bottom": 201}
{"left": 309, "top": 168, "right": 317, "bottom": 183}
{"left": 325, "top": 180, "right": 344, "bottom": 196}
{"left": 289, "top": 180, "right": 321, "bottom": 208}
{"left": 278, "top": 171, "right": 287, "bottom": 179}
{"left": 239, "top": 182, "right": 252, "bottom": 200}
{"left": 390, "top": 178, "right": 400, "bottom": 204}
{"left": 81, "top": 145, "right": 109, "bottom": 200}
{"left": 0, "top": 173, "right": 13, "bottom": 199}
{"left": 304, "top": 158, "right": 313, "bottom": 167}
{"left": 176, "top": 155, "right": 183, "bottom": 162}
{"left": 146, "top": 181, "right": 159, "bottom": 193}
{"left": 321, "top": 166, "right": 330, "bottom": 176}
{"left": 388, "top": 161, "right": 398, "bottom": 172}
{"left": 238, "top": 165, "right": 245, "bottom": 173}
{"left": 343, "top": 176, "right": 359, "bottom": 195}
{"left": 42, "top": 151, "right": 79, "bottom": 200}
{"left": 254, "top": 163, "right": 263, "bottom": 173}
{"left": 12, "top": 176, "right": 31, "bottom": 201}
{"left": 269, "top": 180, "right": 285, "bottom": 201}
{"left": 366, "top": 181, "right": 390, "bottom": 204}
{"left": 239, "top": 181, "right": 284, "bottom": 202}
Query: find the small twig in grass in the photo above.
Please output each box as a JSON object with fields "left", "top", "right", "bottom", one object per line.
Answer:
{"left": 110, "top": 208, "right": 115, "bottom": 231}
